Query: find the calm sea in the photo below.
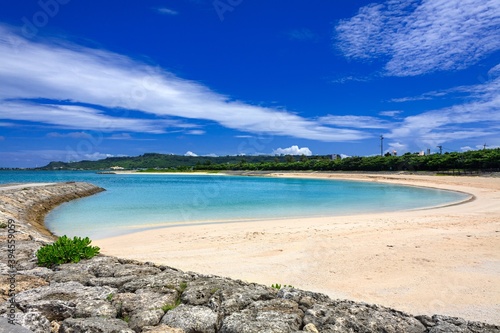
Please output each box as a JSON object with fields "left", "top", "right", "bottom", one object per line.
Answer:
{"left": 0, "top": 171, "right": 468, "bottom": 239}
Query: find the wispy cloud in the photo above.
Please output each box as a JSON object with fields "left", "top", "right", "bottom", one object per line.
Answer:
{"left": 186, "top": 130, "right": 205, "bottom": 135}
{"left": 319, "top": 115, "right": 391, "bottom": 129}
{"left": 386, "top": 75, "right": 500, "bottom": 147}
{"left": 47, "top": 132, "right": 93, "bottom": 139}
{"left": 0, "top": 101, "right": 184, "bottom": 133}
{"left": 155, "top": 7, "right": 179, "bottom": 15}
{"left": 0, "top": 24, "right": 367, "bottom": 142}
{"left": 378, "top": 110, "right": 402, "bottom": 117}
{"left": 331, "top": 75, "right": 371, "bottom": 84}
{"left": 391, "top": 72, "right": 500, "bottom": 103}
{"left": 108, "top": 133, "right": 133, "bottom": 140}
{"left": 334, "top": 0, "right": 500, "bottom": 76}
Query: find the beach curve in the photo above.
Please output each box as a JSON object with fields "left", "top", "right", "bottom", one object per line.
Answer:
{"left": 94, "top": 172, "right": 500, "bottom": 324}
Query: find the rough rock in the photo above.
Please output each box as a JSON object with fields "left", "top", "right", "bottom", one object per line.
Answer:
{"left": 59, "top": 317, "right": 134, "bottom": 333}
{"left": 161, "top": 304, "right": 218, "bottom": 333}
{"left": 2, "top": 311, "right": 51, "bottom": 333}
{"left": 14, "top": 281, "right": 116, "bottom": 321}
{"left": 220, "top": 299, "right": 303, "bottom": 333}
{"left": 129, "top": 309, "right": 164, "bottom": 332}
{"left": 142, "top": 324, "right": 185, "bottom": 333}
{"left": 0, "top": 317, "right": 36, "bottom": 333}
{"left": 303, "top": 300, "right": 427, "bottom": 332}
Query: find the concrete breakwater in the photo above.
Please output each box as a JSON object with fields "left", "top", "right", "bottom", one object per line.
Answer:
{"left": 0, "top": 182, "right": 498, "bottom": 333}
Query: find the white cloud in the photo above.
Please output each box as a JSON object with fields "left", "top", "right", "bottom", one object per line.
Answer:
{"left": 461, "top": 144, "right": 499, "bottom": 151}
{"left": 0, "top": 24, "right": 367, "bottom": 142}
{"left": 385, "top": 76, "right": 500, "bottom": 147}
{"left": 81, "top": 152, "right": 115, "bottom": 160}
{"left": 47, "top": 132, "right": 93, "bottom": 139}
{"left": 387, "top": 142, "right": 408, "bottom": 154}
{"left": 0, "top": 101, "right": 180, "bottom": 133}
{"left": 488, "top": 63, "right": 500, "bottom": 78}
{"left": 331, "top": 75, "right": 371, "bottom": 84}
{"left": 319, "top": 115, "right": 390, "bottom": 129}
{"left": 273, "top": 145, "right": 312, "bottom": 156}
{"left": 335, "top": 0, "right": 500, "bottom": 76}
{"left": 109, "top": 133, "right": 133, "bottom": 140}
{"left": 184, "top": 151, "right": 198, "bottom": 157}
{"left": 186, "top": 130, "right": 205, "bottom": 135}
{"left": 156, "top": 7, "right": 178, "bottom": 15}
{"left": 378, "top": 110, "right": 402, "bottom": 117}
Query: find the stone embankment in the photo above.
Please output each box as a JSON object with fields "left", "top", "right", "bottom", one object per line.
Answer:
{"left": 0, "top": 182, "right": 498, "bottom": 333}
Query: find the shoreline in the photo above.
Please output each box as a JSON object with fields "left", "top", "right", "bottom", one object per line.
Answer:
{"left": 94, "top": 172, "right": 500, "bottom": 324}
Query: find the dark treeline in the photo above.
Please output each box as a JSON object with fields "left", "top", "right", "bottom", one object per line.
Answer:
{"left": 194, "top": 149, "right": 500, "bottom": 173}
{"left": 40, "top": 153, "right": 297, "bottom": 170}
{"left": 39, "top": 149, "right": 500, "bottom": 173}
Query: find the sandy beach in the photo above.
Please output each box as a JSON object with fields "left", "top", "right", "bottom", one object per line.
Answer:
{"left": 94, "top": 173, "right": 500, "bottom": 324}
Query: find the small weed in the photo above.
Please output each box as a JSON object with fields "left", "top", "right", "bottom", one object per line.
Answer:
{"left": 106, "top": 293, "right": 114, "bottom": 301}
{"left": 271, "top": 283, "right": 294, "bottom": 290}
{"left": 178, "top": 281, "right": 188, "bottom": 293}
{"left": 162, "top": 299, "right": 181, "bottom": 312}
{"left": 122, "top": 315, "right": 130, "bottom": 323}
{"left": 210, "top": 287, "right": 219, "bottom": 295}
{"left": 162, "top": 281, "right": 188, "bottom": 312}
{"left": 0, "top": 223, "right": 7, "bottom": 228}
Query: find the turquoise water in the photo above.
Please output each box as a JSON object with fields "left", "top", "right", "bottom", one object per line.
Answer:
{"left": 0, "top": 171, "right": 469, "bottom": 239}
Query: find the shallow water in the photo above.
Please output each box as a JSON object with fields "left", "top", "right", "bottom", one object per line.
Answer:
{"left": 0, "top": 171, "right": 469, "bottom": 239}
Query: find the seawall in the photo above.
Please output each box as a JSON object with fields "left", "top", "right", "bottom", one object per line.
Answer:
{"left": 0, "top": 182, "right": 498, "bottom": 333}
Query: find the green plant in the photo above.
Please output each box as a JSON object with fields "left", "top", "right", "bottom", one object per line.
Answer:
{"left": 36, "top": 235, "right": 100, "bottom": 267}
{"left": 0, "top": 222, "right": 7, "bottom": 228}
{"left": 178, "top": 281, "right": 188, "bottom": 293}
{"left": 161, "top": 281, "right": 188, "bottom": 312}
{"left": 122, "top": 315, "right": 130, "bottom": 323}
{"left": 271, "top": 283, "right": 294, "bottom": 290}
{"left": 162, "top": 299, "right": 181, "bottom": 312}
{"left": 106, "top": 293, "right": 114, "bottom": 301}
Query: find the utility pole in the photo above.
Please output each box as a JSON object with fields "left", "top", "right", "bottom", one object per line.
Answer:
{"left": 380, "top": 135, "right": 384, "bottom": 156}
{"left": 437, "top": 145, "right": 443, "bottom": 154}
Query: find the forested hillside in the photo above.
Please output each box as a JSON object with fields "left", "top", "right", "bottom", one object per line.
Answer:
{"left": 39, "top": 149, "right": 500, "bottom": 173}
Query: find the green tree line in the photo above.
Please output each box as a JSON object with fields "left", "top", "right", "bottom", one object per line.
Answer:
{"left": 194, "top": 149, "right": 500, "bottom": 173}
{"left": 38, "top": 149, "right": 500, "bottom": 173}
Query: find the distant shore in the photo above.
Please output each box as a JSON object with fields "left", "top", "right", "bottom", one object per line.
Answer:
{"left": 95, "top": 172, "right": 500, "bottom": 324}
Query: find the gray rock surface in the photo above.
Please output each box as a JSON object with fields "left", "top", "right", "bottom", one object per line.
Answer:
{"left": 59, "top": 317, "right": 134, "bottom": 333}
{"left": 0, "top": 182, "right": 499, "bottom": 333}
{"left": 161, "top": 304, "right": 218, "bottom": 333}
{"left": 0, "top": 317, "right": 35, "bottom": 333}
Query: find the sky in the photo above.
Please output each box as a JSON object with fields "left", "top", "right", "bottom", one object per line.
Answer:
{"left": 0, "top": 0, "right": 499, "bottom": 168}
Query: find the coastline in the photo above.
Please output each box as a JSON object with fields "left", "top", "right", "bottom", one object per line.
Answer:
{"left": 0, "top": 182, "right": 105, "bottom": 241}
{"left": 94, "top": 172, "right": 500, "bottom": 324}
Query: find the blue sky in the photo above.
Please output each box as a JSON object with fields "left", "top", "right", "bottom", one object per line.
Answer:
{"left": 1, "top": 0, "right": 499, "bottom": 167}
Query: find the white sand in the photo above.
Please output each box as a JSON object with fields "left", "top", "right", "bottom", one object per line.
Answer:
{"left": 94, "top": 173, "right": 500, "bottom": 324}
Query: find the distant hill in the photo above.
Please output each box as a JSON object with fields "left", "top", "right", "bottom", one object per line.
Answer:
{"left": 38, "top": 149, "right": 500, "bottom": 173}
{"left": 38, "top": 153, "right": 312, "bottom": 170}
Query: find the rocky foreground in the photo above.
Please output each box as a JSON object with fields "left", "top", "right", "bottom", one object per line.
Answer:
{"left": 0, "top": 182, "right": 498, "bottom": 333}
